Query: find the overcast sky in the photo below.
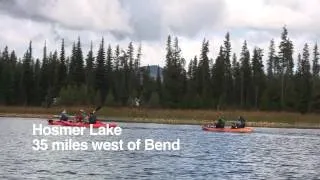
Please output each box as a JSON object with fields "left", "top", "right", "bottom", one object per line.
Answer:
{"left": 0, "top": 0, "right": 320, "bottom": 67}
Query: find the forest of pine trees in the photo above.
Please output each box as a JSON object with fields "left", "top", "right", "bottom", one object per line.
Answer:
{"left": 0, "top": 27, "right": 319, "bottom": 113}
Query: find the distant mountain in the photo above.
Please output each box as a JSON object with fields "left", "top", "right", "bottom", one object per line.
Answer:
{"left": 140, "top": 65, "right": 164, "bottom": 80}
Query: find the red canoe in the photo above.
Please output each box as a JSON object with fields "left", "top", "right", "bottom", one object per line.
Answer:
{"left": 47, "top": 119, "right": 117, "bottom": 128}
{"left": 202, "top": 125, "right": 253, "bottom": 133}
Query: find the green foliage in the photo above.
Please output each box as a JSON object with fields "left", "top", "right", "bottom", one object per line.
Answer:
{"left": 148, "top": 91, "right": 160, "bottom": 107}
{"left": 105, "top": 91, "right": 115, "bottom": 106}
{"left": 95, "top": 38, "right": 106, "bottom": 103}
{"left": 58, "top": 85, "right": 92, "bottom": 106}
{"left": 0, "top": 27, "right": 319, "bottom": 114}
{"left": 94, "top": 90, "right": 102, "bottom": 106}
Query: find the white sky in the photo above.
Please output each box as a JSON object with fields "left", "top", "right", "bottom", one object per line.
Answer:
{"left": 0, "top": 0, "right": 319, "bottom": 68}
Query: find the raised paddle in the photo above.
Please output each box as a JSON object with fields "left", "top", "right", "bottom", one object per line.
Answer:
{"left": 92, "top": 106, "right": 102, "bottom": 114}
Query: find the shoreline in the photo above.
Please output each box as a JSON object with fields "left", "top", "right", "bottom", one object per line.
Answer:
{"left": 0, "top": 112, "right": 319, "bottom": 129}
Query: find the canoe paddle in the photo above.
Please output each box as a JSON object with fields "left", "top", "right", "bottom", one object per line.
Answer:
{"left": 92, "top": 106, "right": 102, "bottom": 114}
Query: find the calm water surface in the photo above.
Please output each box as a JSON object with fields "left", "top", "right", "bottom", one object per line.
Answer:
{"left": 0, "top": 117, "right": 319, "bottom": 180}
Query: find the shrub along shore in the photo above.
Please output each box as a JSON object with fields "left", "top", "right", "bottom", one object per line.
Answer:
{"left": 0, "top": 106, "right": 319, "bottom": 129}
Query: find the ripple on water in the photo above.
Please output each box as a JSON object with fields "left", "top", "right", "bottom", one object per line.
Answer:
{"left": 56, "top": 170, "right": 77, "bottom": 175}
{"left": 0, "top": 119, "right": 320, "bottom": 179}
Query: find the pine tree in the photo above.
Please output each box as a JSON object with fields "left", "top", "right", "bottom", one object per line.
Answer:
{"left": 312, "top": 43, "right": 319, "bottom": 77}
{"left": 119, "top": 50, "right": 129, "bottom": 105}
{"left": 198, "top": 39, "right": 211, "bottom": 106}
{"left": 0, "top": 46, "right": 15, "bottom": 104}
{"left": 278, "top": 26, "right": 294, "bottom": 109}
{"left": 239, "top": 40, "right": 251, "bottom": 108}
{"left": 134, "top": 44, "right": 142, "bottom": 96}
{"left": 13, "top": 59, "right": 23, "bottom": 105}
{"left": 40, "top": 41, "right": 49, "bottom": 105}
{"left": 127, "top": 42, "right": 135, "bottom": 98}
{"left": 211, "top": 46, "right": 224, "bottom": 109}
{"left": 95, "top": 38, "right": 106, "bottom": 104}
{"left": 267, "top": 39, "right": 275, "bottom": 77}
{"left": 251, "top": 47, "right": 265, "bottom": 109}
{"left": 69, "top": 42, "right": 77, "bottom": 85}
{"left": 75, "top": 37, "right": 85, "bottom": 86}
{"left": 85, "top": 42, "right": 95, "bottom": 100}
{"left": 223, "top": 32, "right": 233, "bottom": 106}
{"left": 186, "top": 56, "right": 199, "bottom": 106}
{"left": 21, "top": 41, "right": 34, "bottom": 105}
{"left": 163, "top": 35, "right": 173, "bottom": 106}
{"left": 33, "top": 59, "right": 41, "bottom": 105}
{"left": 127, "top": 42, "right": 134, "bottom": 71}
{"left": 52, "top": 50, "right": 59, "bottom": 97}
{"left": 106, "top": 44, "right": 113, "bottom": 96}
{"left": 311, "top": 43, "right": 320, "bottom": 111}
{"left": 135, "top": 44, "right": 142, "bottom": 73}
{"left": 8, "top": 51, "right": 17, "bottom": 104}
{"left": 297, "top": 43, "right": 312, "bottom": 113}
{"left": 163, "top": 35, "right": 186, "bottom": 107}
{"left": 232, "top": 53, "right": 241, "bottom": 107}
{"left": 57, "top": 39, "right": 67, "bottom": 91}
{"left": 112, "top": 45, "right": 121, "bottom": 103}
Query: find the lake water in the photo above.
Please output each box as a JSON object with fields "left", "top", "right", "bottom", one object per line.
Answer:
{"left": 0, "top": 117, "right": 319, "bottom": 180}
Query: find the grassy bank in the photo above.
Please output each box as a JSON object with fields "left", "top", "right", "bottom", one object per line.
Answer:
{"left": 0, "top": 106, "right": 319, "bottom": 128}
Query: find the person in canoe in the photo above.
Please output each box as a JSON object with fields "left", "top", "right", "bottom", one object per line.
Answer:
{"left": 232, "top": 116, "right": 246, "bottom": 128}
{"left": 75, "top": 109, "right": 88, "bottom": 122}
{"left": 59, "top": 109, "right": 69, "bottom": 121}
{"left": 88, "top": 112, "right": 97, "bottom": 124}
{"left": 215, "top": 117, "right": 226, "bottom": 128}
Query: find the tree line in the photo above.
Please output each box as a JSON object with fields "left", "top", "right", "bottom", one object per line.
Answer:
{"left": 0, "top": 26, "right": 319, "bottom": 113}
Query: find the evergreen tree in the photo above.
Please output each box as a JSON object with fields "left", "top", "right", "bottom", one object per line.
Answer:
{"left": 312, "top": 43, "right": 319, "bottom": 77}
{"left": 51, "top": 50, "right": 59, "bottom": 97}
{"left": 267, "top": 39, "right": 275, "bottom": 77}
{"left": 86, "top": 42, "right": 95, "bottom": 89}
{"left": 0, "top": 46, "right": 15, "bottom": 104}
{"left": 1, "top": 28, "right": 320, "bottom": 112}
{"left": 134, "top": 44, "right": 142, "bottom": 96}
{"left": 75, "top": 37, "right": 85, "bottom": 86}
{"left": 135, "top": 44, "right": 142, "bottom": 73}
{"left": 95, "top": 38, "right": 106, "bottom": 104}
{"left": 232, "top": 53, "right": 241, "bottom": 107}
{"left": 223, "top": 32, "right": 233, "bottom": 106}
{"left": 278, "top": 26, "right": 294, "bottom": 109}
{"left": 57, "top": 39, "right": 67, "bottom": 91}
{"left": 21, "top": 41, "right": 34, "bottom": 105}
{"left": 40, "top": 41, "right": 49, "bottom": 105}
{"left": 112, "top": 45, "right": 121, "bottom": 103}
{"left": 69, "top": 42, "right": 77, "bottom": 85}
{"left": 8, "top": 51, "right": 17, "bottom": 104}
{"left": 106, "top": 44, "right": 113, "bottom": 96}
{"left": 127, "top": 42, "right": 135, "bottom": 98}
{"left": 33, "top": 59, "right": 41, "bottom": 105}
{"left": 296, "top": 44, "right": 312, "bottom": 113}
{"left": 239, "top": 40, "right": 251, "bottom": 108}
{"left": 251, "top": 47, "right": 265, "bottom": 109}
{"left": 212, "top": 46, "right": 225, "bottom": 109}
{"left": 311, "top": 43, "right": 320, "bottom": 111}
{"left": 198, "top": 39, "right": 211, "bottom": 106}
{"left": 119, "top": 50, "right": 129, "bottom": 105}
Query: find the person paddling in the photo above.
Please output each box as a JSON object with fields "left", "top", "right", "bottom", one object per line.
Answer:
{"left": 75, "top": 109, "right": 87, "bottom": 122}
{"left": 88, "top": 112, "right": 97, "bottom": 124}
{"left": 59, "top": 109, "right": 69, "bottom": 121}
{"left": 232, "top": 116, "right": 246, "bottom": 128}
{"left": 215, "top": 117, "right": 226, "bottom": 128}
{"left": 238, "top": 116, "right": 246, "bottom": 128}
